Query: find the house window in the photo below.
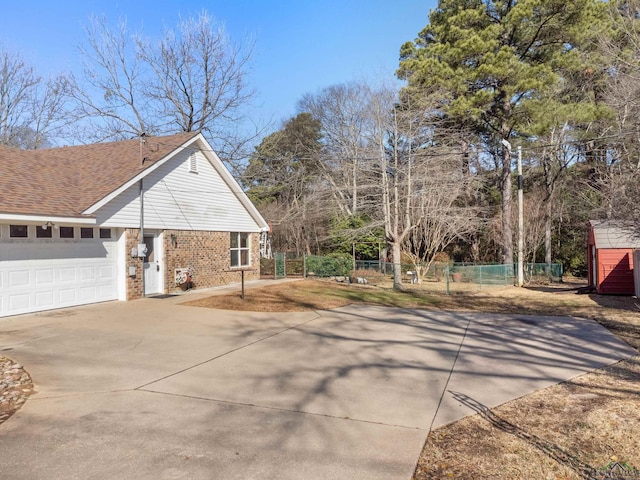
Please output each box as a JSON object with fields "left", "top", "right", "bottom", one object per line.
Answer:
{"left": 99, "top": 228, "right": 112, "bottom": 239}
{"left": 10, "top": 225, "right": 28, "bottom": 238}
{"left": 189, "top": 152, "right": 198, "bottom": 173}
{"left": 80, "top": 227, "right": 94, "bottom": 239}
{"left": 230, "top": 232, "right": 250, "bottom": 267}
{"left": 36, "top": 225, "right": 53, "bottom": 238}
{"left": 59, "top": 227, "right": 74, "bottom": 239}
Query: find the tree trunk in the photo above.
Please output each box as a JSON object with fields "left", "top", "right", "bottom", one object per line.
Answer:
{"left": 392, "top": 241, "right": 403, "bottom": 290}
{"left": 471, "top": 232, "right": 480, "bottom": 263}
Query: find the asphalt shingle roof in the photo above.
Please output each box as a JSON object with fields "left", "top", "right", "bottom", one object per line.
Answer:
{"left": 0, "top": 132, "right": 199, "bottom": 218}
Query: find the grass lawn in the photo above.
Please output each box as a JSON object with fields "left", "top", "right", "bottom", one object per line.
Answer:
{"left": 183, "top": 278, "right": 640, "bottom": 480}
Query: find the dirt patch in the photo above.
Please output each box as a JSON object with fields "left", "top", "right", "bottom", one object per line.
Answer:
{"left": 184, "top": 278, "right": 640, "bottom": 478}
{"left": 183, "top": 280, "right": 355, "bottom": 311}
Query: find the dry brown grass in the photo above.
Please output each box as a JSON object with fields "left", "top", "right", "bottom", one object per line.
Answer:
{"left": 183, "top": 278, "right": 640, "bottom": 479}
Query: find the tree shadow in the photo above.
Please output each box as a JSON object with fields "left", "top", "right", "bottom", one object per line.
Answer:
{"left": 448, "top": 391, "right": 597, "bottom": 479}
{"left": 177, "top": 304, "right": 637, "bottom": 463}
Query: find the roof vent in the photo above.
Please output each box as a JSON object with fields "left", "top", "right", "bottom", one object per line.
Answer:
{"left": 189, "top": 152, "right": 198, "bottom": 173}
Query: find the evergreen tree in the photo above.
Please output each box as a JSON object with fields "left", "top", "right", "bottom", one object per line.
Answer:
{"left": 398, "top": 0, "right": 606, "bottom": 265}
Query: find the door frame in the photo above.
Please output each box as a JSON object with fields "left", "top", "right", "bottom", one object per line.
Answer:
{"left": 143, "top": 230, "right": 164, "bottom": 296}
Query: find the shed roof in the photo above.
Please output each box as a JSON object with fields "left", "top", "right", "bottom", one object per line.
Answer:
{"left": 589, "top": 220, "right": 640, "bottom": 249}
{"left": 0, "top": 132, "right": 199, "bottom": 219}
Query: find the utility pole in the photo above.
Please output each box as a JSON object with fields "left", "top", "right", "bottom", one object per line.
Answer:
{"left": 517, "top": 146, "right": 524, "bottom": 287}
{"left": 502, "top": 139, "right": 524, "bottom": 287}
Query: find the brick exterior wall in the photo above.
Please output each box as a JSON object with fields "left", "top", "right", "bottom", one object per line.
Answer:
{"left": 125, "top": 228, "right": 145, "bottom": 300}
{"left": 125, "top": 229, "right": 260, "bottom": 299}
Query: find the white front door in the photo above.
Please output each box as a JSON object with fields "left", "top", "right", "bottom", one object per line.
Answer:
{"left": 143, "top": 233, "right": 162, "bottom": 295}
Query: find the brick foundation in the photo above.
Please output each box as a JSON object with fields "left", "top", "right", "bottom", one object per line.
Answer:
{"left": 125, "top": 229, "right": 260, "bottom": 299}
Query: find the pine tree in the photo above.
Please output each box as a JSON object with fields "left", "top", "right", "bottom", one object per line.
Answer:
{"left": 398, "top": 0, "right": 606, "bottom": 265}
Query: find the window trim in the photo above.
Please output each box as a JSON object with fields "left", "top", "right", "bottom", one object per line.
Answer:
{"left": 80, "top": 227, "right": 94, "bottom": 239}
{"left": 59, "top": 226, "right": 75, "bottom": 239}
{"left": 36, "top": 225, "right": 53, "bottom": 238}
{"left": 9, "top": 225, "right": 28, "bottom": 238}
{"left": 230, "top": 232, "right": 250, "bottom": 268}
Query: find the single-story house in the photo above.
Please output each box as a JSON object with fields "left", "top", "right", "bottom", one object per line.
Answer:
{"left": 0, "top": 132, "right": 269, "bottom": 317}
{"left": 587, "top": 220, "right": 640, "bottom": 295}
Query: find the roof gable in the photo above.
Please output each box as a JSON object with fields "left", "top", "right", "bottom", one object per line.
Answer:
{"left": 0, "top": 132, "right": 198, "bottom": 218}
{"left": 86, "top": 133, "right": 268, "bottom": 232}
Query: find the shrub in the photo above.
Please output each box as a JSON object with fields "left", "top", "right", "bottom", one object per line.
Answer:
{"left": 305, "top": 253, "right": 352, "bottom": 277}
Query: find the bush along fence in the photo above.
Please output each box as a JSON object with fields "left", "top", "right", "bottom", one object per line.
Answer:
{"left": 262, "top": 255, "right": 563, "bottom": 293}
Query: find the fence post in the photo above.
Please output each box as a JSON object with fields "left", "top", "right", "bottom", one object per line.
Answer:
{"left": 445, "top": 265, "right": 450, "bottom": 295}
{"left": 479, "top": 265, "right": 483, "bottom": 291}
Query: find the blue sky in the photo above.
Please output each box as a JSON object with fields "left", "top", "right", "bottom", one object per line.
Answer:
{"left": 0, "top": 0, "right": 436, "bottom": 129}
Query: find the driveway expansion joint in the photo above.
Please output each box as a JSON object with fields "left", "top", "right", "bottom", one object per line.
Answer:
{"left": 136, "top": 387, "right": 427, "bottom": 431}
{"left": 134, "top": 313, "right": 322, "bottom": 391}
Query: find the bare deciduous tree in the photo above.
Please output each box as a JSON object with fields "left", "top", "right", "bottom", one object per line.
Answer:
{"left": 299, "top": 83, "right": 371, "bottom": 217}
{"left": 297, "top": 81, "right": 481, "bottom": 288}
{"left": 593, "top": 0, "right": 640, "bottom": 222}
{"left": 71, "top": 11, "right": 257, "bottom": 160}
{"left": 140, "top": 12, "right": 255, "bottom": 138}
{"left": 0, "top": 47, "right": 71, "bottom": 148}
{"left": 70, "top": 16, "right": 150, "bottom": 141}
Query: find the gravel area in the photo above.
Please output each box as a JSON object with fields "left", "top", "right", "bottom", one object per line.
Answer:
{"left": 0, "top": 356, "right": 34, "bottom": 425}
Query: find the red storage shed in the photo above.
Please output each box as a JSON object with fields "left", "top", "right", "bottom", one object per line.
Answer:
{"left": 588, "top": 220, "right": 640, "bottom": 295}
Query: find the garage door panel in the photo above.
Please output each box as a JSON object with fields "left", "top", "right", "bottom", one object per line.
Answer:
{"left": 98, "top": 265, "right": 115, "bottom": 279}
{"left": 97, "top": 284, "right": 115, "bottom": 299}
{"left": 59, "top": 267, "right": 76, "bottom": 283}
{"left": 0, "top": 239, "right": 119, "bottom": 317}
{"left": 35, "top": 291, "right": 55, "bottom": 308}
{"left": 36, "top": 268, "right": 55, "bottom": 285}
{"left": 59, "top": 288, "right": 77, "bottom": 304}
{"left": 80, "top": 266, "right": 95, "bottom": 281}
{"left": 79, "top": 286, "right": 96, "bottom": 302}
{"left": 9, "top": 293, "right": 30, "bottom": 311}
{"left": 9, "top": 270, "right": 30, "bottom": 287}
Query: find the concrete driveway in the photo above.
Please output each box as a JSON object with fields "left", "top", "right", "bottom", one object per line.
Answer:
{"left": 0, "top": 289, "right": 636, "bottom": 479}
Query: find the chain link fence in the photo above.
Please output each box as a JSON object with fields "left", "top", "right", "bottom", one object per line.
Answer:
{"left": 261, "top": 254, "right": 563, "bottom": 293}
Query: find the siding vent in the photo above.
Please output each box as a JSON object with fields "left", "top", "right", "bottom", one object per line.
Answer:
{"left": 189, "top": 152, "right": 198, "bottom": 173}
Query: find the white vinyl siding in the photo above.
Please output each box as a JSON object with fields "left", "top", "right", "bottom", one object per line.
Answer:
{"left": 94, "top": 149, "right": 260, "bottom": 232}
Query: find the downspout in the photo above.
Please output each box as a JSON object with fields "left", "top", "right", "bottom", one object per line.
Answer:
{"left": 139, "top": 178, "right": 145, "bottom": 297}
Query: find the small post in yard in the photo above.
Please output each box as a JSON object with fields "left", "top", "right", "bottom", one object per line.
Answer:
{"left": 352, "top": 243, "right": 356, "bottom": 272}
{"left": 445, "top": 265, "right": 450, "bottom": 295}
{"left": 225, "top": 268, "right": 256, "bottom": 300}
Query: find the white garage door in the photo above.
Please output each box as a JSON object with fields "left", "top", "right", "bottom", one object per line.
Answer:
{"left": 0, "top": 238, "right": 119, "bottom": 318}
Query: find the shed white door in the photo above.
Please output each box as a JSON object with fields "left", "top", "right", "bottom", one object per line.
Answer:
{"left": 0, "top": 237, "right": 119, "bottom": 317}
